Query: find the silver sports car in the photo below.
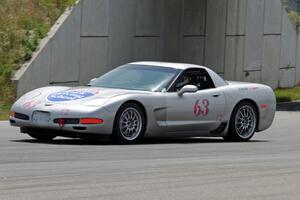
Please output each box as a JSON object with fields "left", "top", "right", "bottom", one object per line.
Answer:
{"left": 10, "top": 62, "right": 276, "bottom": 144}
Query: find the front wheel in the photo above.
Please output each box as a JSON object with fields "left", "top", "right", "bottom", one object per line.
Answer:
{"left": 225, "top": 102, "right": 257, "bottom": 142}
{"left": 112, "top": 103, "right": 146, "bottom": 144}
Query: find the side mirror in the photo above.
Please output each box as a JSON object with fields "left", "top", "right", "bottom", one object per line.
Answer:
{"left": 177, "top": 85, "right": 198, "bottom": 96}
{"left": 88, "top": 78, "right": 97, "bottom": 85}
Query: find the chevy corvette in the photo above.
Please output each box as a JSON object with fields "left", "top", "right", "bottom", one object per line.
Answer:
{"left": 10, "top": 62, "right": 276, "bottom": 144}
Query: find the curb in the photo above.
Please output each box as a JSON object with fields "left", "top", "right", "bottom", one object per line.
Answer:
{"left": 276, "top": 101, "right": 300, "bottom": 111}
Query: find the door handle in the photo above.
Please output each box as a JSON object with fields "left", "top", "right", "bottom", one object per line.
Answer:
{"left": 212, "top": 93, "right": 220, "bottom": 98}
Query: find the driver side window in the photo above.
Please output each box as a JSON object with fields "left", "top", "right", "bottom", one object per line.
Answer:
{"left": 170, "top": 68, "right": 215, "bottom": 92}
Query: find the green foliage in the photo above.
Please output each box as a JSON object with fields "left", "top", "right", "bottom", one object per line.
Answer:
{"left": 282, "top": 0, "right": 289, "bottom": 7}
{"left": 0, "top": 101, "right": 12, "bottom": 120}
{"left": 0, "top": 0, "right": 76, "bottom": 119}
{"left": 23, "top": 31, "right": 33, "bottom": 61}
{"left": 276, "top": 96, "right": 292, "bottom": 103}
{"left": 35, "top": 23, "right": 50, "bottom": 39}
{"left": 288, "top": 10, "right": 300, "bottom": 27}
{"left": 283, "top": 0, "right": 300, "bottom": 30}
{"left": 275, "top": 86, "right": 300, "bottom": 102}
{"left": 0, "top": 64, "right": 14, "bottom": 107}
{"left": 0, "top": 64, "right": 12, "bottom": 80}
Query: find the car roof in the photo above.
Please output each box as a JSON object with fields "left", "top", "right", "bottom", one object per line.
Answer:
{"left": 130, "top": 61, "right": 227, "bottom": 87}
{"left": 130, "top": 61, "right": 206, "bottom": 70}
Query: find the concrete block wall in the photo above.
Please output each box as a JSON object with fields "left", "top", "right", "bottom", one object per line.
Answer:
{"left": 13, "top": 0, "right": 300, "bottom": 97}
{"left": 184, "top": 0, "right": 299, "bottom": 88}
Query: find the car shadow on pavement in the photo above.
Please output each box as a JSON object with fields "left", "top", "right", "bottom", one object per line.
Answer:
{"left": 11, "top": 137, "right": 269, "bottom": 146}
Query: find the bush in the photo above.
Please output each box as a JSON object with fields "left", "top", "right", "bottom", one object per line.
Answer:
{"left": 0, "top": 64, "right": 12, "bottom": 80}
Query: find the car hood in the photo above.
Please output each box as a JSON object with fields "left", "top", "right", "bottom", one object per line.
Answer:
{"left": 17, "top": 86, "right": 147, "bottom": 106}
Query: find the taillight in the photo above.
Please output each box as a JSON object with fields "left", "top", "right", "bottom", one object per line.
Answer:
{"left": 80, "top": 118, "right": 104, "bottom": 124}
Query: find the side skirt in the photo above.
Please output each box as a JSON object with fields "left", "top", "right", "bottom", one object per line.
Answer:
{"left": 210, "top": 122, "right": 228, "bottom": 135}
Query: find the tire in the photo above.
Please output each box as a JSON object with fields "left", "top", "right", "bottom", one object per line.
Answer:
{"left": 224, "top": 101, "right": 257, "bottom": 142}
{"left": 28, "top": 134, "right": 56, "bottom": 141}
{"left": 112, "top": 102, "right": 146, "bottom": 144}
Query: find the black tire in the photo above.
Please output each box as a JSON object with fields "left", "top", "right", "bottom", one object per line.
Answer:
{"left": 28, "top": 134, "right": 56, "bottom": 141}
{"left": 224, "top": 101, "right": 258, "bottom": 142}
{"left": 111, "top": 102, "right": 146, "bottom": 144}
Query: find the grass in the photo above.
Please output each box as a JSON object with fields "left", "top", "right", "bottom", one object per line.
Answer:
{"left": 275, "top": 86, "right": 300, "bottom": 102}
{"left": 0, "top": 102, "right": 12, "bottom": 120}
{"left": 0, "top": 0, "right": 76, "bottom": 120}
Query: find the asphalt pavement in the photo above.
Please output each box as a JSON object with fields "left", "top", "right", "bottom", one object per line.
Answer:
{"left": 0, "top": 111, "right": 300, "bottom": 200}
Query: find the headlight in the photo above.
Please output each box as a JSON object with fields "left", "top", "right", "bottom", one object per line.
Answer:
{"left": 81, "top": 98, "right": 110, "bottom": 107}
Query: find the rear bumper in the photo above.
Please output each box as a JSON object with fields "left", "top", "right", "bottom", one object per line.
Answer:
{"left": 257, "top": 98, "right": 276, "bottom": 132}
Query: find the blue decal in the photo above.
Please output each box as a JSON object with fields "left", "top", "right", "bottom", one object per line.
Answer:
{"left": 48, "top": 89, "right": 98, "bottom": 102}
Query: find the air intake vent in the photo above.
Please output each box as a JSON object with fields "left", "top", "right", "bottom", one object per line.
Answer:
{"left": 15, "top": 113, "right": 29, "bottom": 120}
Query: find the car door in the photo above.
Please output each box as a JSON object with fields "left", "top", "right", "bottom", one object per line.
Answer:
{"left": 165, "top": 68, "right": 226, "bottom": 134}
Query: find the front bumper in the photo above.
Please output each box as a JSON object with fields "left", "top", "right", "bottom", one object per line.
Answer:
{"left": 19, "top": 127, "right": 111, "bottom": 139}
{"left": 10, "top": 118, "right": 112, "bottom": 135}
{"left": 10, "top": 105, "right": 115, "bottom": 135}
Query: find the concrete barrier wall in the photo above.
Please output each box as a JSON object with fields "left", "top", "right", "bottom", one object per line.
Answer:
{"left": 13, "top": 0, "right": 300, "bottom": 97}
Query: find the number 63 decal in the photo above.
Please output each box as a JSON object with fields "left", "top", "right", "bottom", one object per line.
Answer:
{"left": 194, "top": 99, "right": 209, "bottom": 116}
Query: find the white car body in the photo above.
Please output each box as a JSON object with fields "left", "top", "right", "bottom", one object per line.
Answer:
{"left": 10, "top": 62, "right": 276, "bottom": 141}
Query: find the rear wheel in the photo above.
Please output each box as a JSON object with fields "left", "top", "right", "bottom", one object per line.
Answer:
{"left": 112, "top": 103, "right": 146, "bottom": 144}
{"left": 224, "top": 101, "right": 257, "bottom": 142}
{"left": 28, "top": 134, "right": 56, "bottom": 141}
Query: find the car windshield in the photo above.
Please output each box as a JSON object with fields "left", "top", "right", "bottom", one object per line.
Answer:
{"left": 90, "top": 64, "right": 180, "bottom": 92}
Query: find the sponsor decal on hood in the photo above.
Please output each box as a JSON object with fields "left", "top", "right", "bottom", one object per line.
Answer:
{"left": 47, "top": 88, "right": 100, "bottom": 102}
